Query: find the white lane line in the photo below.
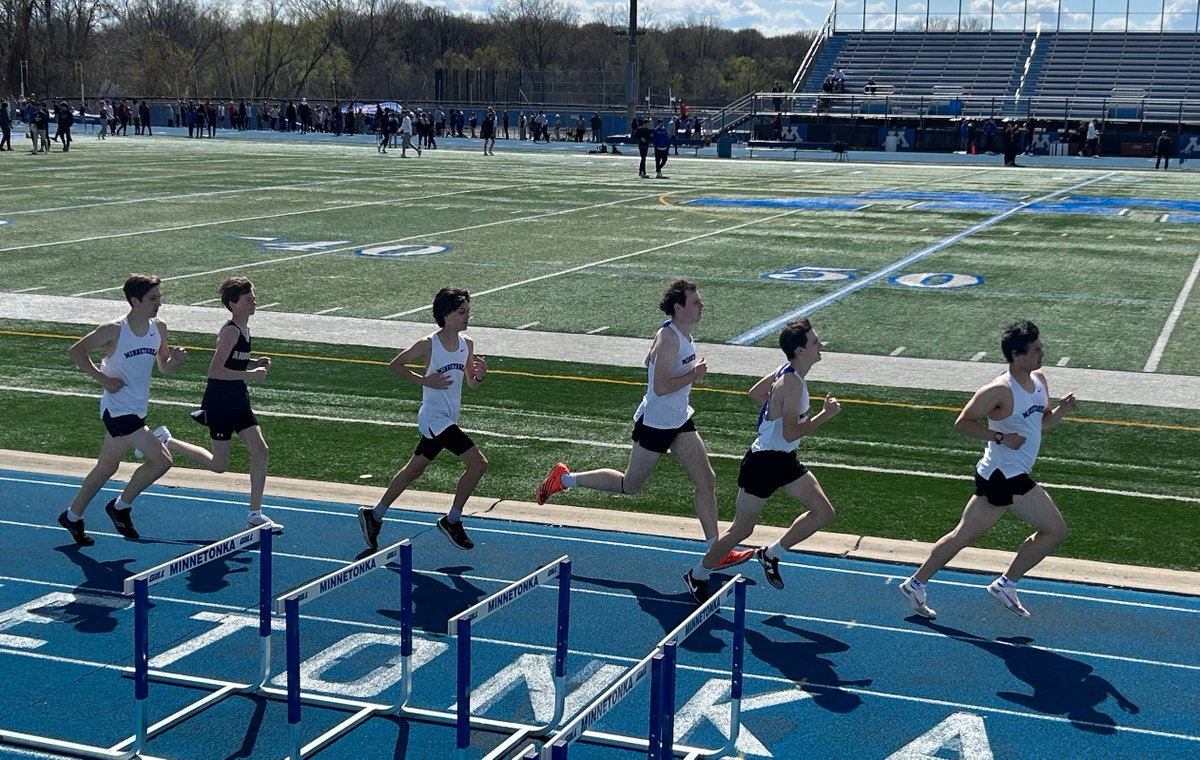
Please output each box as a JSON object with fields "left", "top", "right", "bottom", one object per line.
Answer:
{"left": 889, "top": 346, "right": 906, "bottom": 356}
{"left": 969, "top": 351, "right": 987, "bottom": 361}
{"left": 189, "top": 298, "right": 221, "bottom": 306}
{"left": 517, "top": 322, "right": 540, "bottom": 330}
{"left": 10, "top": 286, "right": 46, "bottom": 293}
{"left": 0, "top": 177, "right": 364, "bottom": 218}
{"left": 1057, "top": 356, "right": 1071, "bottom": 367}
{"left": 585, "top": 326, "right": 609, "bottom": 334}
{"left": 313, "top": 307, "right": 343, "bottom": 315}
{"left": 2, "top": 386, "right": 1197, "bottom": 505}
{"left": 383, "top": 205, "right": 807, "bottom": 319}
{"left": 257, "top": 302, "right": 281, "bottom": 310}
{"left": 1144, "top": 250, "right": 1200, "bottom": 373}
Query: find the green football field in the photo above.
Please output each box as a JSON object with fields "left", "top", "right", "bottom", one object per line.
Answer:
{"left": 1, "top": 135, "right": 1197, "bottom": 571}
{"left": 1, "top": 136, "right": 1198, "bottom": 373}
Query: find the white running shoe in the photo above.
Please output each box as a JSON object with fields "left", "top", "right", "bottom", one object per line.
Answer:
{"left": 899, "top": 577, "right": 937, "bottom": 619}
{"left": 987, "top": 578, "right": 1030, "bottom": 618}
{"left": 247, "top": 511, "right": 284, "bottom": 534}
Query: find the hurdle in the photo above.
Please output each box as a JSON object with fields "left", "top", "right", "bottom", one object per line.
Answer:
{"left": 540, "top": 575, "right": 748, "bottom": 760}
{"left": 446, "top": 556, "right": 571, "bottom": 760}
{"left": 0, "top": 525, "right": 274, "bottom": 760}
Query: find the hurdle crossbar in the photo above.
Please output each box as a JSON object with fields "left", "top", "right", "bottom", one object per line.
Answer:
{"left": 0, "top": 526, "right": 274, "bottom": 760}
{"left": 448, "top": 556, "right": 571, "bottom": 760}
{"left": 543, "top": 575, "right": 746, "bottom": 760}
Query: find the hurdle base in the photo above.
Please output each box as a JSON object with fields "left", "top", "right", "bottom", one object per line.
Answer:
{"left": 0, "top": 727, "right": 167, "bottom": 760}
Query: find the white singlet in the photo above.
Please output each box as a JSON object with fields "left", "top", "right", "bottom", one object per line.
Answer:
{"left": 750, "top": 364, "right": 810, "bottom": 453}
{"left": 634, "top": 322, "right": 696, "bottom": 429}
{"left": 99, "top": 318, "right": 160, "bottom": 418}
{"left": 976, "top": 371, "right": 1048, "bottom": 478}
{"left": 417, "top": 332, "right": 468, "bottom": 438}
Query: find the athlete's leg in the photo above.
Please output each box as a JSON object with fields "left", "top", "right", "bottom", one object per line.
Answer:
{"left": 1002, "top": 486, "right": 1068, "bottom": 581}
{"left": 118, "top": 427, "right": 173, "bottom": 504}
{"left": 773, "top": 472, "right": 836, "bottom": 550}
{"left": 912, "top": 495, "right": 1006, "bottom": 583}
{"left": 168, "top": 437, "right": 232, "bottom": 473}
{"left": 447, "top": 446, "right": 488, "bottom": 522}
{"left": 68, "top": 434, "right": 130, "bottom": 516}
{"left": 669, "top": 431, "right": 718, "bottom": 540}
{"left": 700, "top": 489, "right": 766, "bottom": 570}
{"left": 572, "top": 444, "right": 661, "bottom": 494}
{"left": 237, "top": 426, "right": 269, "bottom": 511}
{"left": 378, "top": 454, "right": 432, "bottom": 512}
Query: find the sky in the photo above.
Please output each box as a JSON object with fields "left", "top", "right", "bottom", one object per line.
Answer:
{"left": 417, "top": 0, "right": 1200, "bottom": 37}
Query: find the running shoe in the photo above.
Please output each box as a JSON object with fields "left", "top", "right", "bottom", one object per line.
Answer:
{"left": 104, "top": 498, "right": 140, "bottom": 540}
{"left": 438, "top": 516, "right": 474, "bottom": 550}
{"left": 899, "top": 577, "right": 937, "bottom": 619}
{"left": 683, "top": 570, "right": 710, "bottom": 605}
{"left": 246, "top": 511, "right": 284, "bottom": 534}
{"left": 754, "top": 546, "right": 784, "bottom": 590}
{"left": 987, "top": 578, "right": 1030, "bottom": 618}
{"left": 713, "top": 547, "right": 754, "bottom": 571}
{"left": 57, "top": 510, "right": 95, "bottom": 546}
{"left": 535, "top": 462, "right": 570, "bottom": 505}
{"left": 358, "top": 506, "right": 382, "bottom": 550}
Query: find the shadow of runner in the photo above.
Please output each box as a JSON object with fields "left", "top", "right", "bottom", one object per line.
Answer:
{"left": 745, "top": 614, "right": 872, "bottom": 713}
{"left": 571, "top": 573, "right": 734, "bottom": 654}
{"left": 52, "top": 545, "right": 135, "bottom": 633}
{"left": 378, "top": 564, "right": 487, "bottom": 636}
{"left": 915, "top": 619, "right": 1139, "bottom": 733}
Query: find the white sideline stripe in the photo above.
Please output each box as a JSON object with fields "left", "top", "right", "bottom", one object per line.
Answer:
{"left": 585, "top": 326, "right": 609, "bottom": 334}
{"left": 1057, "top": 356, "right": 1070, "bottom": 367}
{"left": 5, "top": 497, "right": 1199, "bottom": 618}
{"left": 382, "top": 206, "right": 809, "bottom": 319}
{"left": 2, "top": 385, "right": 1197, "bottom": 505}
{"left": 969, "top": 351, "right": 988, "bottom": 361}
{"left": 313, "top": 307, "right": 344, "bottom": 315}
{"left": 189, "top": 298, "right": 221, "bottom": 306}
{"left": 1144, "top": 249, "right": 1200, "bottom": 372}
{"left": 517, "top": 322, "right": 539, "bottom": 330}
{"left": 730, "top": 172, "right": 1117, "bottom": 344}
{"left": 889, "top": 346, "right": 906, "bottom": 356}
{"left": 257, "top": 302, "right": 280, "bottom": 310}
{"left": 0, "top": 545, "right": 1198, "bottom": 679}
{"left": 11, "top": 286, "right": 46, "bottom": 293}
{"left": 381, "top": 189, "right": 718, "bottom": 319}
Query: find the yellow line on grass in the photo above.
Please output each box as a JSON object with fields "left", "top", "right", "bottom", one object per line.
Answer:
{"left": 3, "top": 327, "right": 1196, "bottom": 433}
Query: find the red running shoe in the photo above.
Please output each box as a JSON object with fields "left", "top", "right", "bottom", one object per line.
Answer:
{"left": 536, "top": 462, "right": 570, "bottom": 505}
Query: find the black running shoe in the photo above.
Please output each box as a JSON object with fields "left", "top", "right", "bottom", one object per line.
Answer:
{"left": 437, "top": 516, "right": 474, "bottom": 550}
{"left": 755, "top": 546, "right": 784, "bottom": 590}
{"left": 683, "top": 570, "right": 710, "bottom": 605}
{"left": 358, "top": 506, "right": 382, "bottom": 550}
{"left": 104, "top": 498, "right": 140, "bottom": 539}
{"left": 58, "top": 511, "right": 95, "bottom": 546}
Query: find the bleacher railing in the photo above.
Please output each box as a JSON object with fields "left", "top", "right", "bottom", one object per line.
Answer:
{"left": 793, "top": 5, "right": 837, "bottom": 92}
{"left": 829, "top": 0, "right": 1200, "bottom": 33}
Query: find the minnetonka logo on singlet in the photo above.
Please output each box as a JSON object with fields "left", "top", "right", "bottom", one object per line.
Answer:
{"left": 1021, "top": 404, "right": 1046, "bottom": 419}
{"left": 123, "top": 347, "right": 158, "bottom": 358}
{"left": 436, "top": 362, "right": 466, "bottom": 374}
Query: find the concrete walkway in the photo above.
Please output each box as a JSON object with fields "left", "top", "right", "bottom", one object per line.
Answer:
{"left": 5, "top": 293, "right": 1199, "bottom": 409}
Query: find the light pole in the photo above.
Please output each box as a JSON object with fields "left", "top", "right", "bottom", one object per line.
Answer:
{"left": 614, "top": 0, "right": 644, "bottom": 132}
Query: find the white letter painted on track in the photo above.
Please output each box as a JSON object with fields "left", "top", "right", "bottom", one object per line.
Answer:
{"left": 269, "top": 633, "right": 447, "bottom": 699}
{"left": 0, "top": 592, "right": 127, "bottom": 650}
{"left": 885, "top": 712, "right": 994, "bottom": 760}
{"left": 675, "top": 678, "right": 812, "bottom": 757}
{"left": 454, "top": 654, "right": 626, "bottom": 723}
{"left": 150, "top": 611, "right": 288, "bottom": 668}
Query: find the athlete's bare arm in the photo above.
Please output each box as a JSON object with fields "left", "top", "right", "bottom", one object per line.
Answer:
{"left": 390, "top": 337, "right": 449, "bottom": 388}
{"left": 1035, "top": 371, "right": 1077, "bottom": 429}
{"left": 208, "top": 324, "right": 266, "bottom": 382}
{"left": 464, "top": 336, "right": 486, "bottom": 389}
{"left": 780, "top": 375, "right": 841, "bottom": 441}
{"left": 650, "top": 327, "right": 706, "bottom": 396}
{"left": 747, "top": 371, "right": 775, "bottom": 405}
{"left": 155, "top": 320, "right": 187, "bottom": 374}
{"left": 69, "top": 321, "right": 124, "bottom": 393}
{"left": 954, "top": 380, "right": 1023, "bottom": 448}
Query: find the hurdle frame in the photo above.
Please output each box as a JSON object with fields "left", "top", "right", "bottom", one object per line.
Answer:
{"left": 446, "top": 555, "right": 572, "bottom": 760}
{"left": 542, "top": 575, "right": 748, "bottom": 760}
{"left": 0, "top": 525, "right": 274, "bottom": 760}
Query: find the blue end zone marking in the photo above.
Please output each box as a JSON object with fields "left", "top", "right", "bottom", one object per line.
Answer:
{"left": 124, "top": 525, "right": 263, "bottom": 593}
{"left": 447, "top": 555, "right": 567, "bottom": 635}
{"left": 908, "top": 200, "right": 1021, "bottom": 213}
{"left": 729, "top": 173, "right": 1116, "bottom": 345}
{"left": 1162, "top": 214, "right": 1200, "bottom": 224}
{"left": 276, "top": 540, "right": 407, "bottom": 612}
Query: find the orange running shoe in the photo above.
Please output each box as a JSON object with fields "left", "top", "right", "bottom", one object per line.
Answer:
{"left": 536, "top": 462, "right": 570, "bottom": 505}
{"left": 713, "top": 547, "right": 754, "bottom": 571}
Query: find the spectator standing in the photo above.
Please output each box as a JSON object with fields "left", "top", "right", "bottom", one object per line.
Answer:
{"left": 590, "top": 112, "right": 602, "bottom": 143}
{"left": 502, "top": 110, "right": 510, "bottom": 139}
{"left": 1085, "top": 119, "right": 1099, "bottom": 157}
{"left": 0, "top": 101, "right": 10, "bottom": 150}
{"left": 652, "top": 118, "right": 670, "bottom": 178}
{"left": 634, "top": 117, "right": 652, "bottom": 178}
{"left": 1155, "top": 130, "right": 1172, "bottom": 169}
{"left": 771, "top": 80, "right": 783, "bottom": 112}
{"left": 481, "top": 106, "right": 496, "bottom": 155}
{"left": 139, "top": 101, "right": 152, "bottom": 136}
{"left": 55, "top": 100, "right": 73, "bottom": 151}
